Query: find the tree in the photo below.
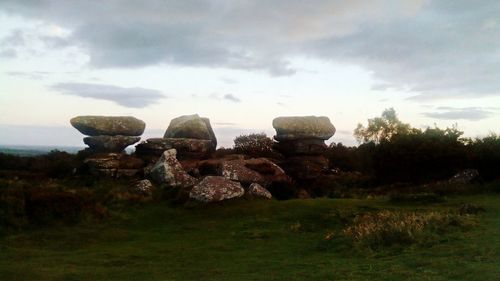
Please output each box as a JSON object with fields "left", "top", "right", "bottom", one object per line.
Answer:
{"left": 233, "top": 133, "right": 278, "bottom": 158}
{"left": 354, "top": 108, "right": 416, "bottom": 143}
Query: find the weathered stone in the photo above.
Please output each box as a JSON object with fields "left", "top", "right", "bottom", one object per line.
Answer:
{"left": 247, "top": 183, "right": 272, "bottom": 199}
{"left": 272, "top": 116, "right": 335, "bottom": 141}
{"left": 449, "top": 169, "right": 479, "bottom": 184}
{"left": 129, "top": 179, "right": 154, "bottom": 196}
{"left": 136, "top": 137, "right": 213, "bottom": 161}
{"left": 189, "top": 176, "right": 244, "bottom": 203}
{"left": 221, "top": 159, "right": 264, "bottom": 186}
{"left": 273, "top": 138, "right": 327, "bottom": 156}
{"left": 71, "top": 116, "right": 145, "bottom": 136}
{"left": 150, "top": 149, "right": 197, "bottom": 188}
{"left": 195, "top": 157, "right": 291, "bottom": 187}
{"left": 164, "top": 114, "right": 217, "bottom": 149}
{"left": 83, "top": 135, "right": 140, "bottom": 152}
{"left": 83, "top": 153, "right": 144, "bottom": 177}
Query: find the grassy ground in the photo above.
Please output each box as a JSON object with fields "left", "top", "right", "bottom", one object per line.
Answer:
{"left": 1, "top": 193, "right": 499, "bottom": 281}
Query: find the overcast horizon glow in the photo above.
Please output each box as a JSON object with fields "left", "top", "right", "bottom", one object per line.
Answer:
{"left": 1, "top": 1, "right": 499, "bottom": 148}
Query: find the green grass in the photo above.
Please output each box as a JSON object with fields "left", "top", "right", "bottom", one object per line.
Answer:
{"left": 1, "top": 194, "right": 499, "bottom": 281}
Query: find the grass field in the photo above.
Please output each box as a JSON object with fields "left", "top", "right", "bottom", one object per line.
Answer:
{"left": 1, "top": 193, "right": 499, "bottom": 281}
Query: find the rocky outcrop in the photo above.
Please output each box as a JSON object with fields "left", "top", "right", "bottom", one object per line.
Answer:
{"left": 71, "top": 116, "right": 145, "bottom": 136}
{"left": 164, "top": 114, "right": 217, "bottom": 150}
{"left": 247, "top": 183, "right": 272, "bottom": 199}
{"left": 272, "top": 116, "right": 335, "bottom": 182}
{"left": 189, "top": 176, "right": 244, "bottom": 203}
{"left": 84, "top": 135, "right": 140, "bottom": 152}
{"left": 136, "top": 137, "right": 213, "bottom": 162}
{"left": 150, "top": 149, "right": 197, "bottom": 188}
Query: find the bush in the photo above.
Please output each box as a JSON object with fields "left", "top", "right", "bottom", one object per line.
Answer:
{"left": 233, "top": 133, "right": 281, "bottom": 158}
{"left": 0, "top": 150, "right": 80, "bottom": 178}
{"left": 343, "top": 210, "right": 476, "bottom": 250}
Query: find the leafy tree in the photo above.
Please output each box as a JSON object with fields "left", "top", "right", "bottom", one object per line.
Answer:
{"left": 354, "top": 108, "right": 417, "bottom": 143}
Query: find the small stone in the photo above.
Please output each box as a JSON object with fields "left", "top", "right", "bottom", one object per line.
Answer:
{"left": 247, "top": 183, "right": 272, "bottom": 199}
{"left": 129, "top": 179, "right": 154, "bottom": 196}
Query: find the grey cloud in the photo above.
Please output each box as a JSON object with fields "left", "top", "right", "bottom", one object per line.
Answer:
{"left": 423, "top": 107, "right": 495, "bottom": 121}
{"left": 223, "top": 94, "right": 241, "bottom": 103}
{"left": 51, "top": 82, "right": 165, "bottom": 108}
{"left": 0, "top": 48, "right": 16, "bottom": 58}
{"left": 1, "top": 0, "right": 499, "bottom": 98}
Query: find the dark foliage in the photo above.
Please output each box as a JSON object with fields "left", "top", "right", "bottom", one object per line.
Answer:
{"left": 0, "top": 150, "right": 80, "bottom": 178}
{"left": 233, "top": 133, "right": 282, "bottom": 159}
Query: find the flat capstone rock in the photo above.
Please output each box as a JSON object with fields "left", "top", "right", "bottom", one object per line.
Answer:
{"left": 71, "top": 116, "right": 146, "bottom": 136}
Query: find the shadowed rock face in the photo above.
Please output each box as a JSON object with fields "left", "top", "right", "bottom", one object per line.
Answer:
{"left": 164, "top": 114, "right": 217, "bottom": 149}
{"left": 83, "top": 135, "right": 140, "bottom": 152}
{"left": 272, "top": 116, "right": 336, "bottom": 141}
{"left": 70, "top": 116, "right": 146, "bottom": 136}
{"left": 136, "top": 138, "right": 213, "bottom": 161}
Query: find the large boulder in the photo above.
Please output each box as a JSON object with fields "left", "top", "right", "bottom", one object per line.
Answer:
{"left": 150, "top": 149, "right": 197, "bottom": 188}
{"left": 83, "top": 135, "right": 140, "bottom": 152}
{"left": 272, "top": 116, "right": 335, "bottom": 141}
{"left": 136, "top": 137, "right": 213, "bottom": 161}
{"left": 189, "top": 176, "right": 244, "bottom": 203}
{"left": 196, "top": 157, "right": 291, "bottom": 187}
{"left": 71, "top": 116, "right": 146, "bottom": 136}
{"left": 164, "top": 114, "right": 217, "bottom": 149}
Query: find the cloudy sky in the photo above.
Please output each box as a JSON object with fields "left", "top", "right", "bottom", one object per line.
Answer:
{"left": 1, "top": 0, "right": 499, "bottom": 148}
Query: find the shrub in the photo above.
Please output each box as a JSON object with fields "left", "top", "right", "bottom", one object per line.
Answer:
{"left": 233, "top": 133, "right": 281, "bottom": 158}
{"left": 343, "top": 210, "right": 476, "bottom": 250}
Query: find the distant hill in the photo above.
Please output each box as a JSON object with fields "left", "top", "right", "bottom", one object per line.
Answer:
{"left": 0, "top": 145, "right": 84, "bottom": 156}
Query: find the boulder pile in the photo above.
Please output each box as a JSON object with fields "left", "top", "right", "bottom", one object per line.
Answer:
{"left": 136, "top": 114, "right": 216, "bottom": 162}
{"left": 272, "top": 116, "right": 335, "bottom": 182}
{"left": 71, "top": 116, "right": 145, "bottom": 177}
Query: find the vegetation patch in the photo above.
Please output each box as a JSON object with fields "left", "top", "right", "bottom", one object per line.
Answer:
{"left": 343, "top": 210, "right": 477, "bottom": 250}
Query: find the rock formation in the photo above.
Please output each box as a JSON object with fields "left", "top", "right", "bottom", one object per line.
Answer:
{"left": 272, "top": 116, "right": 335, "bottom": 182}
{"left": 136, "top": 114, "right": 217, "bottom": 163}
{"left": 71, "top": 115, "right": 145, "bottom": 177}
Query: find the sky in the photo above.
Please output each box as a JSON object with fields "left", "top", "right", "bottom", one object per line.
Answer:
{"left": 0, "top": 0, "right": 499, "bottom": 148}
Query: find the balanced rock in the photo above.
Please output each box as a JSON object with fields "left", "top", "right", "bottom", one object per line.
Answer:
{"left": 84, "top": 135, "right": 140, "bottom": 152}
{"left": 71, "top": 116, "right": 145, "bottom": 136}
{"left": 273, "top": 116, "right": 335, "bottom": 141}
{"left": 247, "top": 183, "right": 272, "bottom": 199}
{"left": 189, "top": 176, "right": 244, "bottom": 203}
{"left": 164, "top": 114, "right": 217, "bottom": 149}
{"left": 136, "top": 137, "right": 213, "bottom": 161}
{"left": 150, "top": 149, "right": 197, "bottom": 188}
